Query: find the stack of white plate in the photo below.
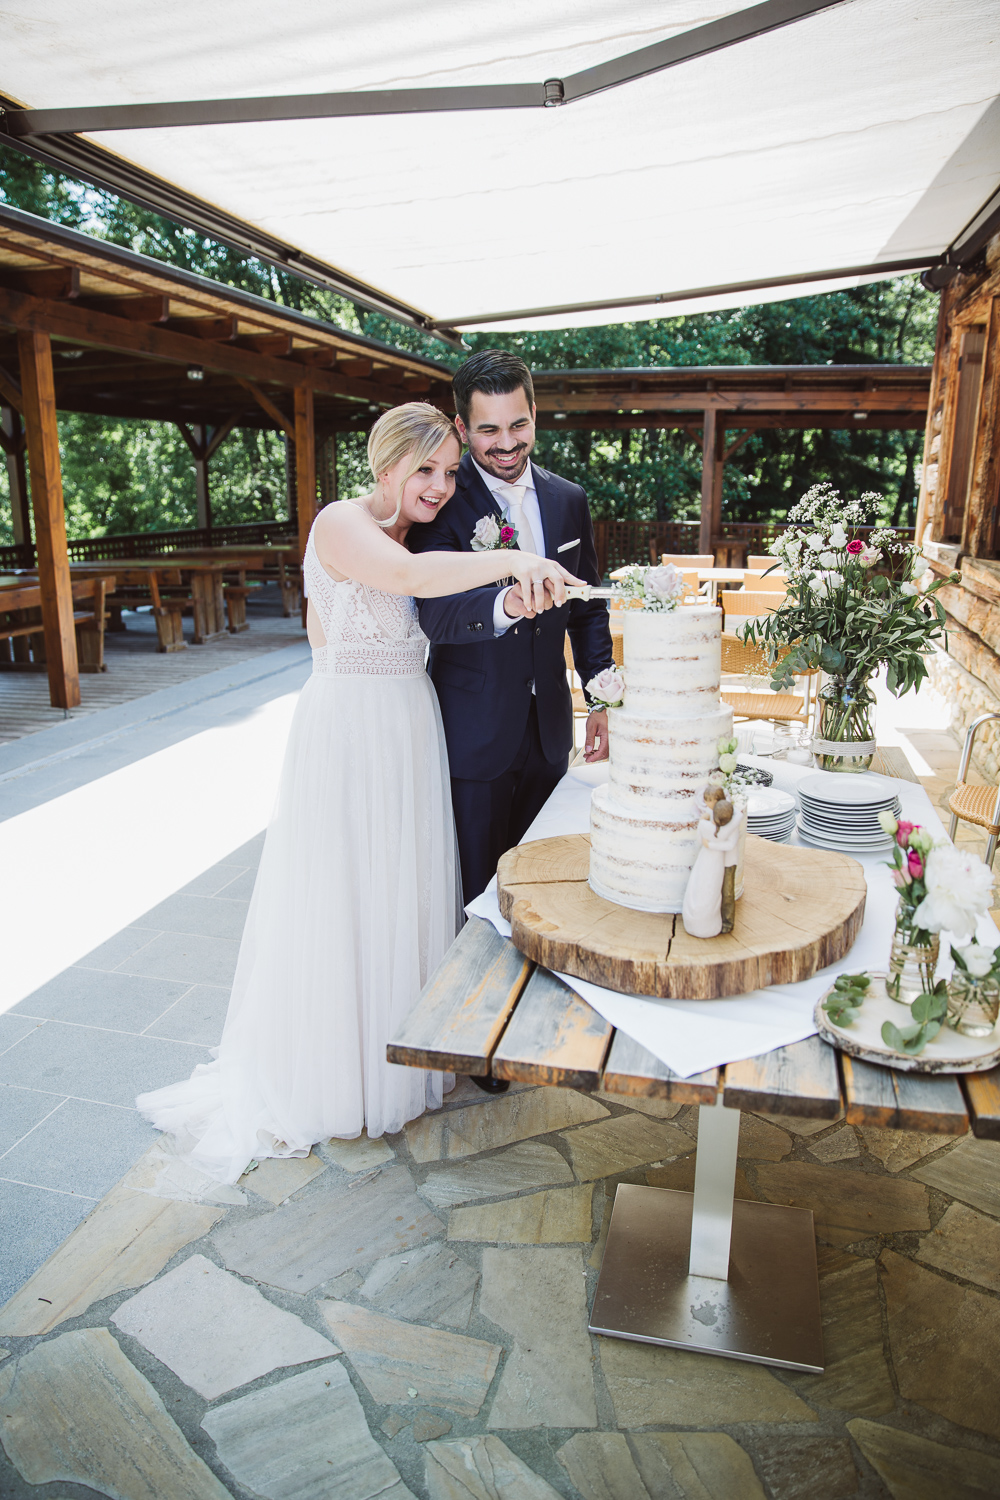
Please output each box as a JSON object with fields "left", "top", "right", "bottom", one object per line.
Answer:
{"left": 745, "top": 788, "right": 797, "bottom": 842}
{"left": 796, "top": 773, "right": 901, "bottom": 852}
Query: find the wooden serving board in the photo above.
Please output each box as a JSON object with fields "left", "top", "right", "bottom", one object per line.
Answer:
{"left": 814, "top": 976, "right": 1000, "bottom": 1074}
{"left": 496, "top": 833, "right": 867, "bottom": 1000}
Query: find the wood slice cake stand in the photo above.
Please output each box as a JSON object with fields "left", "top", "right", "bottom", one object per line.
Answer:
{"left": 496, "top": 833, "right": 867, "bottom": 999}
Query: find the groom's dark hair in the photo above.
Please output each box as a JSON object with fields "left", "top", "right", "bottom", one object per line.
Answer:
{"left": 453, "top": 349, "right": 534, "bottom": 427}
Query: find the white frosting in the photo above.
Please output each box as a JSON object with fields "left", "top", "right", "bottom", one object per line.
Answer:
{"left": 589, "top": 604, "right": 733, "bottom": 913}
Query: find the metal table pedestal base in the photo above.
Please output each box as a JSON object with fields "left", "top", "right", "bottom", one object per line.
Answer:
{"left": 589, "top": 1184, "right": 824, "bottom": 1372}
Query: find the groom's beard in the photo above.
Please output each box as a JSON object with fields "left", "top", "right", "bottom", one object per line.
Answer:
{"left": 477, "top": 443, "right": 531, "bottom": 484}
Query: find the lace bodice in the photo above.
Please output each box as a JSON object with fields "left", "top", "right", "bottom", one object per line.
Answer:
{"left": 304, "top": 530, "right": 428, "bottom": 678}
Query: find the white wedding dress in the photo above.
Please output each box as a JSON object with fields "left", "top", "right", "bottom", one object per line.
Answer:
{"left": 137, "top": 528, "right": 459, "bottom": 1183}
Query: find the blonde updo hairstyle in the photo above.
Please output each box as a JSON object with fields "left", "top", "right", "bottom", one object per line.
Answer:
{"left": 368, "top": 402, "right": 460, "bottom": 528}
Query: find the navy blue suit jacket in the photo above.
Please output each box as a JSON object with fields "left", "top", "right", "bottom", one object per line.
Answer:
{"left": 410, "top": 454, "right": 615, "bottom": 782}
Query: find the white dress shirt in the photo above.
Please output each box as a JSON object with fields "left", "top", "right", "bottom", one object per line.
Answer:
{"left": 470, "top": 458, "right": 546, "bottom": 636}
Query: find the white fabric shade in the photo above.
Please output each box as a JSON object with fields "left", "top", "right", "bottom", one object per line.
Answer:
{"left": 3, "top": 0, "right": 999, "bottom": 331}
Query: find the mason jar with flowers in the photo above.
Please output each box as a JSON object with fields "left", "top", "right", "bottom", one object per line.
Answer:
{"left": 879, "top": 809, "right": 995, "bottom": 1006}
{"left": 740, "top": 485, "right": 958, "bottom": 772}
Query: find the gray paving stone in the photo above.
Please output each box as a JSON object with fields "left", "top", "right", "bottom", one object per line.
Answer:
{"left": 911, "top": 1135, "right": 1000, "bottom": 1218}
{"left": 74, "top": 926, "right": 161, "bottom": 971}
{"left": 406, "top": 1088, "right": 608, "bottom": 1163}
{"left": 847, "top": 1417, "right": 1000, "bottom": 1499}
{"left": 916, "top": 1201, "right": 1000, "bottom": 1293}
{"left": 0, "top": 1084, "right": 63, "bottom": 1155}
{"left": 0, "top": 1182, "right": 224, "bottom": 1337}
{"left": 600, "top": 1339, "right": 816, "bottom": 1426}
{"left": 214, "top": 1164, "right": 444, "bottom": 1292}
{"left": 359, "top": 1242, "right": 479, "bottom": 1328}
{"left": 0, "top": 1179, "right": 95, "bottom": 1306}
{"left": 480, "top": 1247, "right": 597, "bottom": 1429}
{"left": 0, "top": 1096, "right": 155, "bottom": 1199}
{"left": 448, "top": 1185, "right": 594, "bottom": 1244}
{"left": 242, "top": 1151, "right": 327, "bottom": 1204}
{"left": 561, "top": 1114, "right": 691, "bottom": 1181}
{"left": 12, "top": 967, "right": 188, "bottom": 1032}
{"left": 322, "top": 1133, "right": 395, "bottom": 1172}
{"left": 117, "top": 929, "right": 241, "bottom": 987}
{"left": 203, "top": 1361, "right": 414, "bottom": 1500}
{"left": 181, "top": 860, "right": 252, "bottom": 897}
{"left": 0, "top": 1019, "right": 211, "bottom": 1108}
{"left": 419, "top": 1141, "right": 574, "bottom": 1210}
{"left": 753, "top": 1434, "right": 858, "bottom": 1500}
{"left": 113, "top": 1254, "right": 338, "bottom": 1400}
{"left": 425, "top": 1436, "right": 562, "bottom": 1500}
{"left": 322, "top": 1300, "right": 501, "bottom": 1415}
{"left": 881, "top": 1248, "right": 1000, "bottom": 1440}
{"left": 124, "top": 1137, "right": 247, "bottom": 1206}
{"left": 227, "top": 830, "right": 266, "bottom": 866}
{"left": 139, "top": 891, "right": 250, "bottom": 941}
{"left": 0, "top": 1015, "right": 44, "bottom": 1057}
{"left": 213, "top": 867, "right": 258, "bottom": 900}
{"left": 145, "top": 984, "right": 230, "bottom": 1046}
{"left": 0, "top": 1326, "right": 230, "bottom": 1498}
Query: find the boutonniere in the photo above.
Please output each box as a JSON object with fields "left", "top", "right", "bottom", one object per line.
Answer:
{"left": 470, "top": 514, "right": 518, "bottom": 551}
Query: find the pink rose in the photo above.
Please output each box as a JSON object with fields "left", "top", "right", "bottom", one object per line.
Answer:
{"left": 895, "top": 820, "right": 914, "bottom": 847}
{"left": 500, "top": 525, "right": 515, "bottom": 543}
{"left": 907, "top": 847, "right": 924, "bottom": 880}
{"left": 891, "top": 866, "right": 912, "bottom": 888}
{"left": 846, "top": 539, "right": 864, "bottom": 555}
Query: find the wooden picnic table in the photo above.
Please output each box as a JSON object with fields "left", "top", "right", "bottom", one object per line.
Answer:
{"left": 164, "top": 545, "right": 300, "bottom": 618}
{"left": 0, "top": 573, "right": 115, "bottom": 673}
{"left": 388, "top": 747, "right": 998, "bottom": 1373}
{"left": 64, "top": 558, "right": 253, "bottom": 649}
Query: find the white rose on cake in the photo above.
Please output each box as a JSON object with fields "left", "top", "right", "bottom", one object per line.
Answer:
{"left": 586, "top": 668, "right": 626, "bottom": 708}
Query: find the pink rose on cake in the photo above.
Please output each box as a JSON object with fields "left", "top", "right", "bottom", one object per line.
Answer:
{"left": 585, "top": 668, "right": 626, "bottom": 708}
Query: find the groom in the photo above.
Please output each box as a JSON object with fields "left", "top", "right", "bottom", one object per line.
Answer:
{"left": 411, "top": 349, "right": 615, "bottom": 906}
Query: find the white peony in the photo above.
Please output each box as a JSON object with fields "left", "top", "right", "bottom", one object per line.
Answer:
{"left": 956, "top": 943, "right": 997, "bottom": 979}
{"left": 912, "top": 845, "right": 995, "bottom": 938}
{"left": 585, "top": 668, "right": 626, "bottom": 707}
{"left": 470, "top": 514, "right": 500, "bottom": 550}
{"left": 645, "top": 564, "right": 685, "bottom": 600}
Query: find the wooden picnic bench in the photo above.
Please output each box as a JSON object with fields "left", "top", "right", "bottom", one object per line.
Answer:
{"left": 68, "top": 558, "right": 252, "bottom": 650}
{"left": 389, "top": 747, "right": 998, "bottom": 1372}
{"left": 0, "top": 574, "right": 115, "bottom": 673}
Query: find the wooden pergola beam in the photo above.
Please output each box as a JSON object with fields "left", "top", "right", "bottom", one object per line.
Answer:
{"left": 234, "top": 378, "right": 296, "bottom": 440}
{"left": 17, "top": 329, "right": 80, "bottom": 708}
{"left": 699, "top": 407, "right": 718, "bottom": 556}
{"left": 534, "top": 389, "right": 929, "bottom": 413}
{"left": 0, "top": 285, "right": 421, "bottom": 407}
{"left": 1, "top": 403, "right": 31, "bottom": 546}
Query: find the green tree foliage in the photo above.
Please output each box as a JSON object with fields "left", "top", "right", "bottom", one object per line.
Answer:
{"left": 0, "top": 143, "right": 938, "bottom": 540}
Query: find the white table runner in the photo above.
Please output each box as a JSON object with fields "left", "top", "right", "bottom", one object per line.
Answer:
{"left": 467, "top": 758, "right": 995, "bottom": 1079}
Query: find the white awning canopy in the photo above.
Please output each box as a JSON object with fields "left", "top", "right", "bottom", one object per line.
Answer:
{"left": 2, "top": 1, "right": 998, "bottom": 340}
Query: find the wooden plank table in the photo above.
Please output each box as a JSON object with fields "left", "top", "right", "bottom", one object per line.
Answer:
{"left": 65, "top": 558, "right": 246, "bottom": 647}
{"left": 0, "top": 573, "right": 115, "bottom": 673}
{"left": 389, "top": 749, "right": 996, "bottom": 1373}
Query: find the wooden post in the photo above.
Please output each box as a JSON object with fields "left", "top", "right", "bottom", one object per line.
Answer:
{"left": 711, "top": 420, "right": 726, "bottom": 546}
{"left": 294, "top": 386, "right": 316, "bottom": 561}
{"left": 699, "top": 407, "right": 718, "bottom": 556}
{"left": 191, "top": 423, "right": 211, "bottom": 532}
{"left": 1, "top": 405, "right": 31, "bottom": 548}
{"left": 17, "top": 330, "right": 80, "bottom": 709}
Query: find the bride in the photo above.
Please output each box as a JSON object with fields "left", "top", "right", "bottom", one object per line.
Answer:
{"left": 138, "top": 403, "right": 578, "bottom": 1184}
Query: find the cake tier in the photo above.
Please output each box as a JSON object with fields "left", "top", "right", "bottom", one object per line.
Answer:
{"left": 589, "top": 784, "right": 700, "bottom": 913}
{"left": 607, "top": 703, "right": 734, "bottom": 812}
{"left": 622, "top": 605, "right": 721, "bottom": 715}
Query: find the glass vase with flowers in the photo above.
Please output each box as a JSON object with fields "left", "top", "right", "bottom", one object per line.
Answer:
{"left": 879, "top": 810, "right": 995, "bottom": 1006}
{"left": 740, "top": 485, "right": 958, "bottom": 771}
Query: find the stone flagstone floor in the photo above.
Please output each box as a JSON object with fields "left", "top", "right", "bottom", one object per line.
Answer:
{"left": 1, "top": 1062, "right": 1000, "bottom": 1499}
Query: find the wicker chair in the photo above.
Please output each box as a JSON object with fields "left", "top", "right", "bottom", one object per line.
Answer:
{"left": 748, "top": 554, "right": 780, "bottom": 571}
{"left": 741, "top": 569, "right": 787, "bottom": 593}
{"left": 948, "top": 711, "right": 1000, "bottom": 865}
{"left": 720, "top": 633, "right": 810, "bottom": 725}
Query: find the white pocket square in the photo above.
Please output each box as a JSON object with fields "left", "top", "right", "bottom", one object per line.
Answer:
{"left": 557, "top": 538, "right": 580, "bottom": 553}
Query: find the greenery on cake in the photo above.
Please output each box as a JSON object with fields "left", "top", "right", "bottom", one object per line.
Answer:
{"left": 610, "top": 564, "right": 689, "bottom": 612}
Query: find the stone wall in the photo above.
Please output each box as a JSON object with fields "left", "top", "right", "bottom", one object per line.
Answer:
{"left": 926, "top": 644, "right": 1000, "bottom": 781}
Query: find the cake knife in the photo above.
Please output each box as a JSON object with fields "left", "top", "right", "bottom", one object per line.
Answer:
{"left": 561, "top": 585, "right": 617, "bottom": 601}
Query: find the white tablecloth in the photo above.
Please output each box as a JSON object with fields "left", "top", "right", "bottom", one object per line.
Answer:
{"left": 466, "top": 758, "right": 996, "bottom": 1079}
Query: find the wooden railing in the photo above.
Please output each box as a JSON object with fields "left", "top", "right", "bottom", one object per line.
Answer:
{"left": 0, "top": 520, "right": 297, "bottom": 572}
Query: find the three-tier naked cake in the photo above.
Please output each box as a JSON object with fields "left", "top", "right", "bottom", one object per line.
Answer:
{"left": 589, "top": 604, "right": 733, "bottom": 912}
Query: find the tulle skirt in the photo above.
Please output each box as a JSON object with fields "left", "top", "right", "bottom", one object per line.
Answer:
{"left": 137, "top": 668, "right": 460, "bottom": 1184}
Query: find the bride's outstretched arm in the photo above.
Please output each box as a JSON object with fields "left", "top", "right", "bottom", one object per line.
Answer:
{"left": 314, "top": 502, "right": 581, "bottom": 608}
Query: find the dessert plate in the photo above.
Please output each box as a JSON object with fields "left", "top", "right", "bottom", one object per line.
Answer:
{"left": 797, "top": 772, "right": 897, "bottom": 805}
